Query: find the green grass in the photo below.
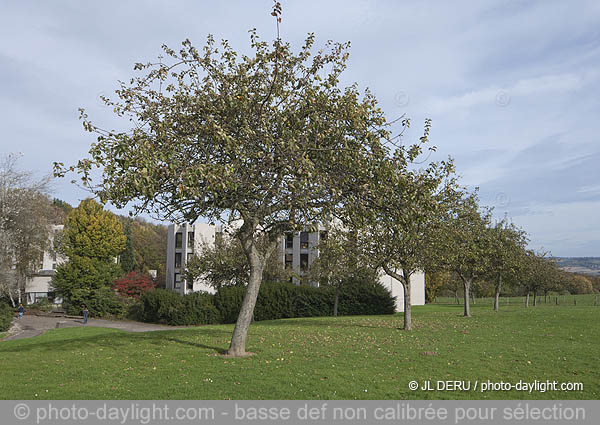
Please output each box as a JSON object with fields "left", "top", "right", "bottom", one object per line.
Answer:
{"left": 0, "top": 332, "right": 7, "bottom": 340}
{"left": 0, "top": 303, "right": 598, "bottom": 400}
{"left": 435, "top": 293, "right": 599, "bottom": 306}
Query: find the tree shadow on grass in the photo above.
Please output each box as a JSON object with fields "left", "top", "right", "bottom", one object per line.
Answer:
{"left": 0, "top": 327, "right": 229, "bottom": 355}
{"left": 252, "top": 316, "right": 407, "bottom": 330}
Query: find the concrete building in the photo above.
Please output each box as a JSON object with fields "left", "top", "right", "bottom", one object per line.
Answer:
{"left": 166, "top": 222, "right": 221, "bottom": 295}
{"left": 24, "top": 224, "right": 65, "bottom": 305}
{"left": 166, "top": 222, "right": 425, "bottom": 312}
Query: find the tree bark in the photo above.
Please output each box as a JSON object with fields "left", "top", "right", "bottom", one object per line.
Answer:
{"left": 462, "top": 276, "right": 472, "bottom": 317}
{"left": 227, "top": 259, "right": 264, "bottom": 357}
{"left": 454, "top": 290, "right": 459, "bottom": 304}
{"left": 494, "top": 275, "right": 502, "bottom": 311}
{"left": 533, "top": 290, "right": 537, "bottom": 306}
{"left": 525, "top": 292, "right": 529, "bottom": 308}
{"left": 333, "top": 285, "right": 340, "bottom": 317}
{"left": 226, "top": 229, "right": 275, "bottom": 357}
{"left": 471, "top": 290, "right": 476, "bottom": 305}
{"left": 383, "top": 265, "right": 412, "bottom": 330}
{"left": 403, "top": 280, "right": 412, "bottom": 331}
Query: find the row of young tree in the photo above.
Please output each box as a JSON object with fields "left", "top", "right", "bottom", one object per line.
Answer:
{"left": 53, "top": 7, "right": 591, "bottom": 356}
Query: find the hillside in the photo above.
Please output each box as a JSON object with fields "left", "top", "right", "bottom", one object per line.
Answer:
{"left": 553, "top": 257, "right": 600, "bottom": 276}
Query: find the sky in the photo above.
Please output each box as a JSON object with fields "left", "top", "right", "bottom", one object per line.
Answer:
{"left": 1, "top": 0, "right": 599, "bottom": 257}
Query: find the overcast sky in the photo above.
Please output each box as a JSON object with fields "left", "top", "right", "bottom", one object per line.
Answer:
{"left": 1, "top": 0, "right": 598, "bottom": 256}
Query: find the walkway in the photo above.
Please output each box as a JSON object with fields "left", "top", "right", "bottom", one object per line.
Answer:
{"left": 2, "top": 314, "right": 178, "bottom": 341}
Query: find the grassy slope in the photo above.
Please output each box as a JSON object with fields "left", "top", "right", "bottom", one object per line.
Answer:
{"left": 0, "top": 303, "right": 598, "bottom": 400}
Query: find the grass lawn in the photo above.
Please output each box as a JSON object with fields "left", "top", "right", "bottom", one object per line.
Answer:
{"left": 0, "top": 303, "right": 598, "bottom": 400}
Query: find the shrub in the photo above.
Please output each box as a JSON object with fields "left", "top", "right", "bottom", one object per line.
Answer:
{"left": 134, "top": 289, "right": 219, "bottom": 325}
{"left": 0, "top": 302, "right": 13, "bottom": 332}
{"left": 63, "top": 287, "right": 129, "bottom": 318}
{"left": 27, "top": 298, "right": 54, "bottom": 312}
{"left": 182, "top": 292, "right": 220, "bottom": 325}
{"left": 134, "top": 278, "right": 396, "bottom": 326}
{"left": 213, "top": 285, "right": 246, "bottom": 324}
{"left": 113, "top": 271, "right": 156, "bottom": 299}
{"left": 337, "top": 278, "right": 396, "bottom": 316}
{"left": 215, "top": 280, "right": 394, "bottom": 323}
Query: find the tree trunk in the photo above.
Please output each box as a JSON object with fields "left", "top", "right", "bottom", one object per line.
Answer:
{"left": 403, "top": 280, "right": 412, "bottom": 331}
{"left": 383, "top": 265, "right": 412, "bottom": 330}
{"left": 494, "top": 275, "right": 502, "bottom": 311}
{"left": 227, "top": 260, "right": 264, "bottom": 357}
{"left": 533, "top": 290, "right": 537, "bottom": 306}
{"left": 525, "top": 292, "right": 529, "bottom": 308}
{"left": 333, "top": 285, "right": 340, "bottom": 317}
{"left": 8, "top": 290, "right": 16, "bottom": 307}
{"left": 471, "top": 290, "right": 476, "bottom": 305}
{"left": 462, "top": 277, "right": 472, "bottom": 317}
{"left": 454, "top": 290, "right": 459, "bottom": 304}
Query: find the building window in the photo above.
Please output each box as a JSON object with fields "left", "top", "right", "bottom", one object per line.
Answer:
{"left": 187, "top": 232, "right": 194, "bottom": 249}
{"left": 175, "top": 252, "right": 182, "bottom": 268}
{"left": 285, "top": 253, "right": 293, "bottom": 269}
{"left": 174, "top": 273, "right": 181, "bottom": 288}
{"left": 300, "top": 232, "right": 309, "bottom": 249}
{"left": 187, "top": 280, "right": 193, "bottom": 291}
{"left": 187, "top": 253, "right": 194, "bottom": 263}
{"left": 52, "top": 263, "right": 57, "bottom": 270}
{"left": 285, "top": 233, "right": 294, "bottom": 249}
{"left": 300, "top": 253, "right": 309, "bottom": 270}
{"left": 175, "top": 232, "right": 182, "bottom": 248}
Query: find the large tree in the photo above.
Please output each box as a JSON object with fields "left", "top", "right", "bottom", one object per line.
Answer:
{"left": 52, "top": 199, "right": 126, "bottom": 312}
{"left": 55, "top": 27, "right": 399, "bottom": 355}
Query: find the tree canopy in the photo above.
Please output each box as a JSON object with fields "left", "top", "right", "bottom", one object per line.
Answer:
{"left": 55, "top": 29, "right": 402, "bottom": 356}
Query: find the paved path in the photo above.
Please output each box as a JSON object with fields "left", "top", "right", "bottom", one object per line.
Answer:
{"left": 2, "top": 314, "right": 179, "bottom": 341}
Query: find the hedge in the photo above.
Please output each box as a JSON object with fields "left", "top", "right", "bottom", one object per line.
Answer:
{"left": 135, "top": 289, "right": 220, "bottom": 325}
{"left": 0, "top": 302, "right": 13, "bottom": 332}
{"left": 135, "top": 280, "right": 396, "bottom": 326}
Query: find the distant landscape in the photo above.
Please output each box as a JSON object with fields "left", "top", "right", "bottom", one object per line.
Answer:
{"left": 554, "top": 257, "right": 600, "bottom": 276}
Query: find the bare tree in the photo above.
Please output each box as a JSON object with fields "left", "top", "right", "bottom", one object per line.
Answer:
{"left": 0, "top": 154, "right": 53, "bottom": 305}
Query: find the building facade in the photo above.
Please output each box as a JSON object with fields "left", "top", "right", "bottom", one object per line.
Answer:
{"left": 166, "top": 222, "right": 425, "bottom": 312}
{"left": 24, "top": 224, "right": 65, "bottom": 304}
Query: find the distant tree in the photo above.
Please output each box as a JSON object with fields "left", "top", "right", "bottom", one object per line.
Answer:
{"left": 55, "top": 24, "right": 399, "bottom": 355}
{"left": 130, "top": 217, "right": 167, "bottom": 286}
{"left": 51, "top": 198, "right": 73, "bottom": 224}
{"left": 440, "top": 193, "right": 493, "bottom": 317}
{"left": 120, "top": 220, "right": 135, "bottom": 273}
{"left": 425, "top": 271, "right": 451, "bottom": 303}
{"left": 520, "top": 251, "right": 558, "bottom": 306}
{"left": 568, "top": 274, "right": 594, "bottom": 295}
{"left": 487, "top": 219, "right": 529, "bottom": 311}
{"left": 52, "top": 199, "right": 126, "bottom": 313}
